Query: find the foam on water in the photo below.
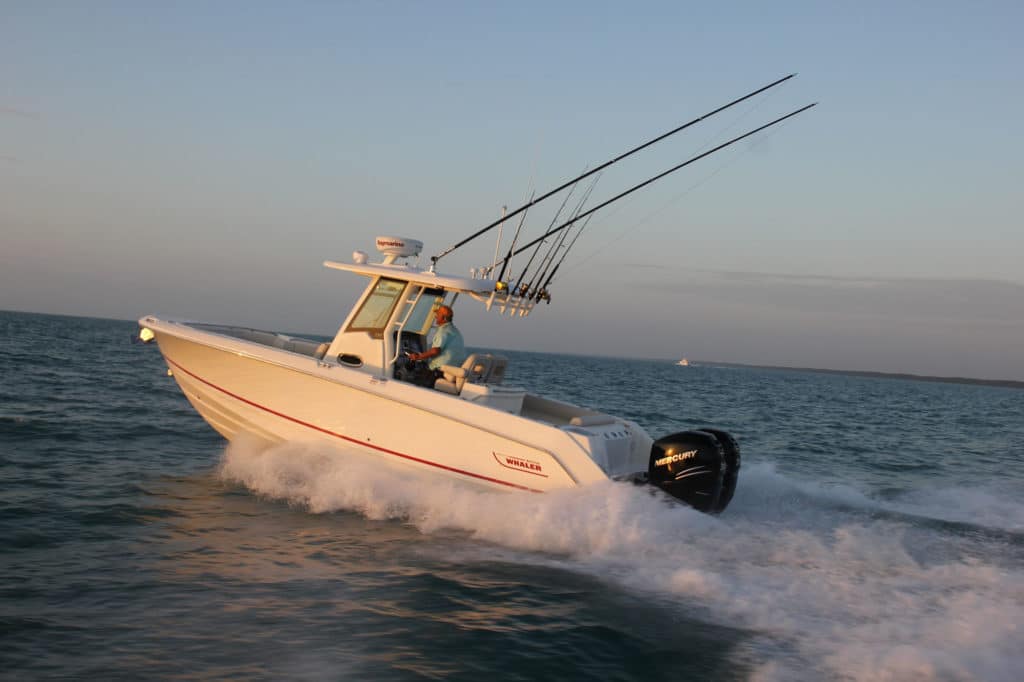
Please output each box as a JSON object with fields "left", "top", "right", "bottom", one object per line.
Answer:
{"left": 883, "top": 485, "right": 1024, "bottom": 533}
{"left": 220, "top": 440, "right": 1024, "bottom": 681}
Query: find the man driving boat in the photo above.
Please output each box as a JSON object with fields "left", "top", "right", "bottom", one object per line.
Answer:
{"left": 406, "top": 304, "right": 466, "bottom": 387}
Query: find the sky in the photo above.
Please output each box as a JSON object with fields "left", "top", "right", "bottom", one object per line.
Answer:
{"left": 2, "top": 1, "right": 1023, "bottom": 380}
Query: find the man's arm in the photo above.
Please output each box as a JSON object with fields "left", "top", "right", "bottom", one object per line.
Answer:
{"left": 410, "top": 325, "right": 450, "bottom": 362}
{"left": 408, "top": 347, "right": 441, "bottom": 362}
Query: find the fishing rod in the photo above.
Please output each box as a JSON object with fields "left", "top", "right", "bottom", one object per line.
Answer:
{"left": 489, "top": 205, "right": 507, "bottom": 274}
{"left": 515, "top": 175, "right": 592, "bottom": 296}
{"left": 508, "top": 173, "right": 587, "bottom": 295}
{"left": 523, "top": 210, "right": 575, "bottom": 297}
{"left": 492, "top": 101, "right": 817, "bottom": 277}
{"left": 492, "top": 190, "right": 534, "bottom": 285}
{"left": 525, "top": 174, "right": 601, "bottom": 299}
{"left": 534, "top": 203, "right": 599, "bottom": 302}
{"left": 509, "top": 229, "right": 550, "bottom": 297}
{"left": 430, "top": 73, "right": 797, "bottom": 268}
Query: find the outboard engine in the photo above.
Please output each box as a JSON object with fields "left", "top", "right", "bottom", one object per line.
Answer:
{"left": 648, "top": 429, "right": 740, "bottom": 514}
{"left": 698, "top": 427, "right": 740, "bottom": 511}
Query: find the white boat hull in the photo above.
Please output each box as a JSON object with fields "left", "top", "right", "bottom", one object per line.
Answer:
{"left": 146, "top": 320, "right": 651, "bottom": 495}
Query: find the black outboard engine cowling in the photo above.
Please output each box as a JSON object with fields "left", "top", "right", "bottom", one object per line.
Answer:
{"left": 648, "top": 429, "right": 739, "bottom": 514}
{"left": 698, "top": 427, "right": 741, "bottom": 511}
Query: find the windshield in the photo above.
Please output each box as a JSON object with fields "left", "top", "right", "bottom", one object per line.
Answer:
{"left": 348, "top": 278, "right": 406, "bottom": 336}
{"left": 405, "top": 288, "right": 445, "bottom": 335}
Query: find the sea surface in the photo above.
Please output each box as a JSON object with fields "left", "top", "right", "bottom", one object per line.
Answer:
{"left": 2, "top": 310, "right": 1022, "bottom": 681}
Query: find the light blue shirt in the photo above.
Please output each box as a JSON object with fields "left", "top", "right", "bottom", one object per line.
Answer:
{"left": 429, "top": 322, "right": 466, "bottom": 370}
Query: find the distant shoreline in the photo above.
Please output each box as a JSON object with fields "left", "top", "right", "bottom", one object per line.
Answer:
{"left": 4, "top": 308, "right": 1022, "bottom": 389}
{"left": 692, "top": 361, "right": 1024, "bottom": 390}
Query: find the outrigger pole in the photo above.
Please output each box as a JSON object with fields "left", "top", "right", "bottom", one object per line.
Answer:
{"left": 492, "top": 101, "right": 818, "bottom": 275}
{"left": 431, "top": 73, "right": 797, "bottom": 267}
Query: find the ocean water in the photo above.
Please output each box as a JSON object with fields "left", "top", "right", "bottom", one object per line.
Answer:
{"left": 2, "top": 309, "right": 1022, "bottom": 681}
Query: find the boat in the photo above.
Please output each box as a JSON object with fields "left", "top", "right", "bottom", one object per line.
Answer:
{"left": 677, "top": 358, "right": 690, "bottom": 367}
{"left": 138, "top": 76, "right": 815, "bottom": 514}
{"left": 138, "top": 236, "right": 739, "bottom": 513}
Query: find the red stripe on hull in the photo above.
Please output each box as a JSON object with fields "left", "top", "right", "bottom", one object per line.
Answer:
{"left": 164, "top": 356, "right": 544, "bottom": 493}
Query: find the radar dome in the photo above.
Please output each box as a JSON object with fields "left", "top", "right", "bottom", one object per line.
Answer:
{"left": 375, "top": 236, "right": 423, "bottom": 259}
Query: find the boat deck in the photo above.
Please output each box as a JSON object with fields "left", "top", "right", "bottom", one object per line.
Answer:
{"left": 193, "top": 324, "right": 330, "bottom": 358}
{"left": 187, "top": 323, "right": 616, "bottom": 426}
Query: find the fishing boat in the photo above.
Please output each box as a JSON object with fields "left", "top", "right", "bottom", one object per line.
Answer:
{"left": 677, "top": 358, "right": 690, "bottom": 367}
{"left": 139, "top": 75, "right": 815, "bottom": 513}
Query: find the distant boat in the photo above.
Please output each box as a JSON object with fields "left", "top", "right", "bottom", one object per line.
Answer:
{"left": 676, "top": 358, "right": 690, "bottom": 367}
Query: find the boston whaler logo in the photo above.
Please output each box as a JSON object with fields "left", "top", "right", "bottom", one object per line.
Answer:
{"left": 655, "top": 449, "right": 698, "bottom": 468}
{"left": 493, "top": 452, "right": 547, "bottom": 477}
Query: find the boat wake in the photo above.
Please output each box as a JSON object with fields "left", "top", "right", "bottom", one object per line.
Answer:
{"left": 733, "top": 462, "right": 1024, "bottom": 531}
{"left": 220, "top": 440, "right": 1024, "bottom": 682}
